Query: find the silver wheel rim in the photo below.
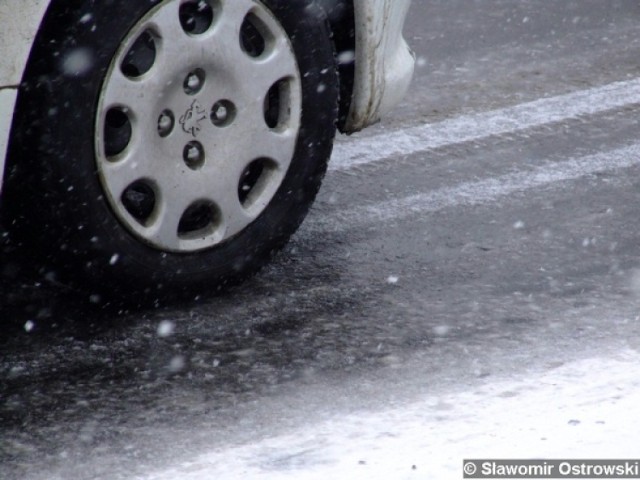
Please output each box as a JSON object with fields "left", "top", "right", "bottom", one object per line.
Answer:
{"left": 96, "top": 0, "right": 302, "bottom": 253}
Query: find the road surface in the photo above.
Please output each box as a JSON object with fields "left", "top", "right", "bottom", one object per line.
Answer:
{"left": 3, "top": 1, "right": 640, "bottom": 479}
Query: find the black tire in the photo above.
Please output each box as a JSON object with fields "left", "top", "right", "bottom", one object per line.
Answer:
{"left": 3, "top": 0, "right": 338, "bottom": 303}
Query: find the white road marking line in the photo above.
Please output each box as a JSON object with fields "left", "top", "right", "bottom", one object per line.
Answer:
{"left": 330, "top": 78, "right": 640, "bottom": 171}
{"left": 309, "top": 143, "right": 640, "bottom": 233}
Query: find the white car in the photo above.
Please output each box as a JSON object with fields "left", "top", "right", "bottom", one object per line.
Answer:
{"left": 0, "top": 0, "right": 413, "bottom": 299}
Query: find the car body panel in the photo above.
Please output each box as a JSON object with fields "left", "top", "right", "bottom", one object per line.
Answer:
{"left": 0, "top": 0, "right": 49, "bottom": 86}
{"left": 348, "top": 0, "right": 414, "bottom": 131}
{"left": 0, "top": 88, "right": 17, "bottom": 191}
{"left": 0, "top": 0, "right": 50, "bottom": 192}
{"left": 0, "top": 0, "right": 414, "bottom": 192}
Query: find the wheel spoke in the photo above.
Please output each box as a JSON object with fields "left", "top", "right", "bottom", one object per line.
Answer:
{"left": 159, "top": 190, "right": 193, "bottom": 247}
{"left": 215, "top": 110, "right": 298, "bottom": 162}
{"left": 150, "top": 165, "right": 229, "bottom": 248}
{"left": 146, "top": 185, "right": 194, "bottom": 249}
{"left": 101, "top": 67, "right": 145, "bottom": 105}
{"left": 225, "top": 5, "right": 301, "bottom": 104}
{"left": 218, "top": 188, "right": 256, "bottom": 237}
{"left": 240, "top": 44, "right": 299, "bottom": 97}
{"left": 101, "top": 69, "right": 159, "bottom": 123}
{"left": 213, "top": 0, "right": 254, "bottom": 43}
{"left": 145, "top": 1, "right": 189, "bottom": 69}
{"left": 99, "top": 143, "right": 171, "bottom": 212}
{"left": 99, "top": 72, "right": 177, "bottom": 164}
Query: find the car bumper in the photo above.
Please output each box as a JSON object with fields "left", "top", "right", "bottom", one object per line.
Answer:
{"left": 345, "top": 0, "right": 415, "bottom": 132}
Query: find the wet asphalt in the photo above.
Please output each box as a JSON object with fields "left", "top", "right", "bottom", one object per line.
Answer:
{"left": 3, "top": 1, "right": 640, "bottom": 479}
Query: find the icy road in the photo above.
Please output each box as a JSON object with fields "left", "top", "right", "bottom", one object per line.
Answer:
{"left": 140, "top": 353, "right": 640, "bottom": 480}
{"left": 3, "top": 1, "right": 640, "bottom": 479}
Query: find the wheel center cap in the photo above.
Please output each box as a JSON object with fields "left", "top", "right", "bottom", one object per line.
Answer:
{"left": 179, "top": 100, "right": 207, "bottom": 138}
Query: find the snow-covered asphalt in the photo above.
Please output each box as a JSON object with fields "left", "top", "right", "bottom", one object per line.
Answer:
{"left": 141, "top": 352, "right": 640, "bottom": 480}
{"left": 3, "top": 2, "right": 640, "bottom": 479}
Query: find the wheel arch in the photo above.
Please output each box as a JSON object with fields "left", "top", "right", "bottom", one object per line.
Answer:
{"left": 317, "top": 0, "right": 415, "bottom": 134}
{"left": 316, "top": 0, "right": 356, "bottom": 132}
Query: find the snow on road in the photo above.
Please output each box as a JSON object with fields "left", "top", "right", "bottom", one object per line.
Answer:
{"left": 308, "top": 77, "right": 640, "bottom": 234}
{"left": 310, "top": 143, "right": 640, "bottom": 233}
{"left": 134, "top": 77, "right": 640, "bottom": 480}
{"left": 330, "top": 78, "right": 640, "bottom": 171}
{"left": 139, "top": 351, "right": 640, "bottom": 480}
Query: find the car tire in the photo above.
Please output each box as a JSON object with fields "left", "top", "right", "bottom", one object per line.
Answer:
{"left": 3, "top": 0, "right": 338, "bottom": 302}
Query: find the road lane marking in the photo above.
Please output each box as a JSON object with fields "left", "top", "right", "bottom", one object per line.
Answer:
{"left": 309, "top": 143, "right": 640, "bottom": 232}
{"left": 330, "top": 78, "right": 640, "bottom": 171}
